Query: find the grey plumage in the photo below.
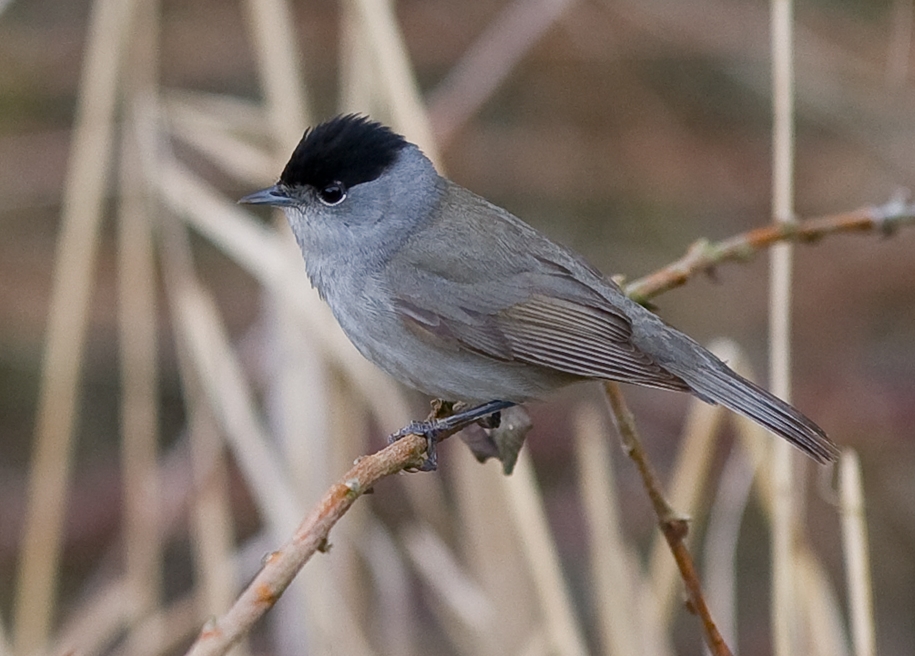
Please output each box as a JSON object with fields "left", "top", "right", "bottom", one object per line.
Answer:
{"left": 241, "top": 114, "right": 839, "bottom": 464}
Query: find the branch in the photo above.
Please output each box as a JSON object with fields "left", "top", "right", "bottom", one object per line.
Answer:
{"left": 185, "top": 432, "right": 428, "bottom": 656}
{"left": 603, "top": 382, "right": 733, "bottom": 656}
{"left": 625, "top": 195, "right": 915, "bottom": 303}
{"left": 184, "top": 195, "right": 915, "bottom": 656}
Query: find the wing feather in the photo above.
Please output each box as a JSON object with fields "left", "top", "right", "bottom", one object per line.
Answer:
{"left": 498, "top": 296, "right": 690, "bottom": 390}
{"left": 388, "top": 180, "right": 689, "bottom": 393}
{"left": 395, "top": 291, "right": 689, "bottom": 393}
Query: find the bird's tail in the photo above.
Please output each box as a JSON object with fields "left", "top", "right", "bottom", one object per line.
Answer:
{"left": 679, "top": 362, "right": 839, "bottom": 463}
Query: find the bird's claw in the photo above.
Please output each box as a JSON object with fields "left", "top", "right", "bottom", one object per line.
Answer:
{"left": 389, "top": 420, "right": 441, "bottom": 471}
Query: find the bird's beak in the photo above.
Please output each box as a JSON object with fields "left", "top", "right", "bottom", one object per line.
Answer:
{"left": 238, "top": 185, "right": 295, "bottom": 207}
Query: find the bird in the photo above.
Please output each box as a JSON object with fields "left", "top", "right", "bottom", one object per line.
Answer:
{"left": 240, "top": 114, "right": 839, "bottom": 466}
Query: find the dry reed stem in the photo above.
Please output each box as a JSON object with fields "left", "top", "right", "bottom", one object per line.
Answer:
{"left": 117, "top": 121, "right": 163, "bottom": 647}
{"left": 175, "top": 283, "right": 302, "bottom": 533}
{"left": 359, "top": 522, "right": 416, "bottom": 656}
{"left": 404, "top": 543, "right": 487, "bottom": 656}
{"left": 118, "top": 1, "right": 163, "bottom": 632}
{"left": 770, "top": 1, "right": 799, "bottom": 653}
{"left": 395, "top": 453, "right": 453, "bottom": 544}
{"left": 709, "top": 348, "right": 850, "bottom": 654}
{"left": 51, "top": 581, "right": 137, "bottom": 656}
{"left": 344, "top": 0, "right": 440, "bottom": 165}
{"left": 732, "top": 433, "right": 849, "bottom": 653}
{"left": 165, "top": 90, "right": 268, "bottom": 138}
{"left": 45, "top": 435, "right": 226, "bottom": 655}
{"left": 168, "top": 108, "right": 275, "bottom": 184}
{"left": 159, "top": 161, "right": 291, "bottom": 283}
{"left": 729, "top": 348, "right": 850, "bottom": 654}
{"left": 14, "top": 0, "right": 139, "bottom": 650}
{"left": 184, "top": 432, "right": 429, "bottom": 656}
{"left": 841, "top": 450, "right": 877, "bottom": 656}
{"left": 110, "top": 594, "right": 202, "bottom": 656}
{"left": 157, "top": 190, "right": 251, "bottom": 655}
{"left": 796, "top": 557, "right": 849, "bottom": 656}
{"left": 156, "top": 181, "right": 299, "bottom": 530}
{"left": 263, "top": 301, "right": 339, "bottom": 652}
{"left": 428, "top": 0, "right": 572, "bottom": 146}
{"left": 402, "top": 525, "right": 495, "bottom": 633}
{"left": 400, "top": 549, "right": 486, "bottom": 656}
{"left": 574, "top": 406, "right": 643, "bottom": 656}
{"left": 243, "top": 0, "right": 309, "bottom": 149}
{"left": 186, "top": 408, "right": 245, "bottom": 645}
{"left": 339, "top": 0, "right": 372, "bottom": 115}
{"left": 502, "top": 451, "right": 590, "bottom": 656}
{"left": 603, "top": 381, "right": 734, "bottom": 656}
{"left": 173, "top": 280, "right": 383, "bottom": 656}
{"left": 702, "top": 440, "right": 756, "bottom": 648}
{"left": 452, "top": 447, "right": 539, "bottom": 654}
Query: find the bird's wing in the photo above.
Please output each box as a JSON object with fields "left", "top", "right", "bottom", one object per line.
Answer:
{"left": 394, "top": 287, "right": 690, "bottom": 392}
{"left": 387, "top": 183, "right": 690, "bottom": 392}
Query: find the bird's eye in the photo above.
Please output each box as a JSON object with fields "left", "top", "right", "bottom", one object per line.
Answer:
{"left": 318, "top": 182, "right": 347, "bottom": 206}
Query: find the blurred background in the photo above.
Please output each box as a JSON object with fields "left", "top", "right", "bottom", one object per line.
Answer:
{"left": 1, "top": 0, "right": 914, "bottom": 654}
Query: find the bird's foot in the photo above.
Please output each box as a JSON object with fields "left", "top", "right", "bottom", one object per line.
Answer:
{"left": 389, "top": 419, "right": 442, "bottom": 471}
{"left": 388, "top": 400, "right": 516, "bottom": 471}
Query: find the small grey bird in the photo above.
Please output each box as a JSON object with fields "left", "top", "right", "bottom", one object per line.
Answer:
{"left": 241, "top": 114, "right": 839, "bottom": 465}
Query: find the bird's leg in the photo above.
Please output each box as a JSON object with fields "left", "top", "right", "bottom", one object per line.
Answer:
{"left": 389, "top": 400, "right": 516, "bottom": 471}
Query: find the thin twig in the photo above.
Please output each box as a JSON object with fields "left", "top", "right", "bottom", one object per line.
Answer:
{"left": 184, "top": 432, "right": 429, "bottom": 656}
{"left": 624, "top": 196, "right": 915, "bottom": 302}
{"left": 602, "top": 381, "right": 734, "bottom": 656}
{"left": 647, "top": 348, "right": 727, "bottom": 628}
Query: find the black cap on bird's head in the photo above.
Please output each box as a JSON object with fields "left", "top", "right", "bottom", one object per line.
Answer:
{"left": 239, "top": 114, "right": 408, "bottom": 207}
{"left": 281, "top": 114, "right": 408, "bottom": 190}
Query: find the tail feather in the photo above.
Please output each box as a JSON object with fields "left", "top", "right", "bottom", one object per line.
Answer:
{"left": 680, "top": 364, "right": 839, "bottom": 464}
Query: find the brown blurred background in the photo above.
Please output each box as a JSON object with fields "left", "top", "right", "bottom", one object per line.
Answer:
{"left": 1, "top": 0, "right": 915, "bottom": 654}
